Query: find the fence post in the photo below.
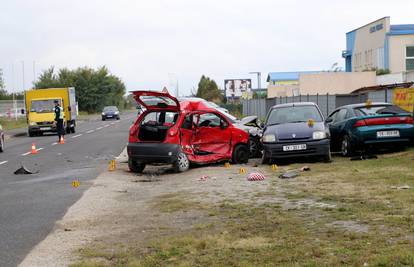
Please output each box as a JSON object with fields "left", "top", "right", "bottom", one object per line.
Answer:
{"left": 385, "top": 88, "right": 388, "bottom": 103}
{"left": 307, "top": 94, "right": 309, "bottom": 102}
{"left": 299, "top": 94, "right": 301, "bottom": 102}
{"left": 316, "top": 93, "right": 319, "bottom": 106}
{"left": 326, "top": 93, "right": 329, "bottom": 116}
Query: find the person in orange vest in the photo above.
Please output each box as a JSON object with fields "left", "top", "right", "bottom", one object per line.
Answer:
{"left": 53, "top": 100, "right": 65, "bottom": 143}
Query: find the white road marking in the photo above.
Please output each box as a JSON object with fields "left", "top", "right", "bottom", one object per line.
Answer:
{"left": 37, "top": 148, "right": 44, "bottom": 151}
{"left": 71, "top": 134, "right": 82, "bottom": 139}
{"left": 0, "top": 161, "right": 7, "bottom": 165}
{"left": 104, "top": 124, "right": 110, "bottom": 127}
{"left": 52, "top": 142, "right": 58, "bottom": 146}
{"left": 86, "top": 130, "right": 94, "bottom": 134}
{"left": 21, "top": 152, "right": 31, "bottom": 156}
{"left": 96, "top": 127, "right": 103, "bottom": 130}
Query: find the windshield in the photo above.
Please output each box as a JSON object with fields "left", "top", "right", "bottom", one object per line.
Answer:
{"left": 354, "top": 105, "right": 406, "bottom": 116}
{"left": 267, "top": 105, "right": 323, "bottom": 125}
{"left": 30, "top": 99, "right": 60, "bottom": 113}
{"left": 103, "top": 106, "right": 118, "bottom": 112}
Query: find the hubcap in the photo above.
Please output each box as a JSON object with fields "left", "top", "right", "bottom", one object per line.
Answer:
{"left": 342, "top": 139, "right": 348, "bottom": 156}
{"left": 178, "top": 153, "right": 189, "bottom": 168}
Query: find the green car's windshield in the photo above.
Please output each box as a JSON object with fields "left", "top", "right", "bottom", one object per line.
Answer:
{"left": 30, "top": 99, "right": 60, "bottom": 113}
{"left": 267, "top": 106, "right": 323, "bottom": 125}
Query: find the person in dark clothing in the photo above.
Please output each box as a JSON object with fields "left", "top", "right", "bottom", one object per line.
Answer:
{"left": 54, "top": 100, "right": 65, "bottom": 142}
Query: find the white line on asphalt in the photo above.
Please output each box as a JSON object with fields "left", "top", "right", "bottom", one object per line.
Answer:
{"left": 71, "top": 134, "right": 82, "bottom": 138}
{"left": 21, "top": 152, "right": 31, "bottom": 156}
{"left": 104, "top": 124, "right": 110, "bottom": 127}
{"left": 86, "top": 130, "right": 94, "bottom": 134}
{"left": 37, "top": 148, "right": 44, "bottom": 151}
{"left": 96, "top": 127, "right": 103, "bottom": 130}
{"left": 52, "top": 142, "right": 58, "bottom": 146}
{"left": 0, "top": 161, "right": 7, "bottom": 165}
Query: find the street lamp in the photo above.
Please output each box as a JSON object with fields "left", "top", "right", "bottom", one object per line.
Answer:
{"left": 249, "top": 71, "right": 261, "bottom": 98}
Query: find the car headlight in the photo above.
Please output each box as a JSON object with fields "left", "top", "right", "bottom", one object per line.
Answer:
{"left": 312, "top": 131, "right": 326, "bottom": 140}
{"left": 29, "top": 122, "right": 37, "bottom": 126}
{"left": 115, "top": 111, "right": 119, "bottom": 115}
{"left": 102, "top": 112, "right": 105, "bottom": 115}
{"left": 263, "top": 134, "right": 276, "bottom": 142}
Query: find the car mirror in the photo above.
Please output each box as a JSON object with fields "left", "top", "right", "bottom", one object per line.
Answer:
{"left": 21, "top": 109, "right": 25, "bottom": 114}
{"left": 325, "top": 117, "right": 333, "bottom": 123}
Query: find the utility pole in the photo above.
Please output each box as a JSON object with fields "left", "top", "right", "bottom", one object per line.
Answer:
{"left": 21, "top": 61, "right": 25, "bottom": 91}
{"left": 249, "top": 71, "right": 261, "bottom": 98}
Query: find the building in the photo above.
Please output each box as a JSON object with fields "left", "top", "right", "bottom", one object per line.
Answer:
{"left": 342, "top": 17, "right": 414, "bottom": 73}
{"left": 267, "top": 71, "right": 376, "bottom": 97}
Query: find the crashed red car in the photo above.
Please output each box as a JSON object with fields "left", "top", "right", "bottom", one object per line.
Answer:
{"left": 127, "top": 91, "right": 250, "bottom": 173}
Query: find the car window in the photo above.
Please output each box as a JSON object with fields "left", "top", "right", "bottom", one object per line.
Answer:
{"left": 354, "top": 105, "right": 406, "bottom": 116}
{"left": 335, "top": 109, "right": 348, "bottom": 122}
{"left": 198, "top": 113, "right": 222, "bottom": 127}
{"left": 266, "top": 105, "right": 323, "bottom": 125}
{"left": 141, "top": 111, "right": 178, "bottom": 125}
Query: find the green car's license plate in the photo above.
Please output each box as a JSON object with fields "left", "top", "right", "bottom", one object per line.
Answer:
{"left": 376, "top": 130, "right": 399, "bottom": 138}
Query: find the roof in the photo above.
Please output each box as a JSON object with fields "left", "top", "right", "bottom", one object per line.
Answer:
{"left": 338, "top": 102, "right": 391, "bottom": 109}
{"left": 351, "top": 82, "right": 413, "bottom": 94}
{"left": 267, "top": 71, "right": 320, "bottom": 82}
{"left": 388, "top": 24, "right": 414, "bottom": 35}
{"left": 271, "top": 102, "right": 317, "bottom": 109}
{"left": 346, "top": 17, "right": 389, "bottom": 34}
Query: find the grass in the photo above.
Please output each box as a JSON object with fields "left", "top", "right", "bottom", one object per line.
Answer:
{"left": 0, "top": 117, "right": 27, "bottom": 130}
{"left": 72, "top": 149, "right": 414, "bottom": 266}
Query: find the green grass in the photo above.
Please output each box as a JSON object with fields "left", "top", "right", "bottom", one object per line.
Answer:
{"left": 72, "top": 149, "right": 414, "bottom": 266}
{"left": 0, "top": 118, "right": 27, "bottom": 130}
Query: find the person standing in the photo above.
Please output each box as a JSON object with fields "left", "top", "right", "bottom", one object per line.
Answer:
{"left": 54, "top": 100, "right": 65, "bottom": 143}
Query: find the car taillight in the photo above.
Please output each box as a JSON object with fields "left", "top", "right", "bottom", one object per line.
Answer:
{"left": 353, "top": 120, "right": 367, "bottom": 127}
{"left": 363, "top": 116, "right": 413, "bottom": 126}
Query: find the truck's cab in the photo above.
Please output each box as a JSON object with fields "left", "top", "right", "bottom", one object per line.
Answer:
{"left": 27, "top": 97, "right": 64, "bottom": 136}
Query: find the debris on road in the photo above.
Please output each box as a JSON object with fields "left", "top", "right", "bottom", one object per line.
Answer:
{"left": 391, "top": 185, "right": 411, "bottom": 190}
{"left": 351, "top": 154, "right": 378, "bottom": 161}
{"left": 300, "top": 166, "right": 311, "bottom": 172}
{"left": 279, "top": 170, "right": 299, "bottom": 179}
{"left": 14, "top": 165, "right": 38, "bottom": 175}
{"left": 198, "top": 175, "right": 210, "bottom": 181}
{"left": 247, "top": 172, "right": 265, "bottom": 181}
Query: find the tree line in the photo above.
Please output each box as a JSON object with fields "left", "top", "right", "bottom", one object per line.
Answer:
{"left": 34, "top": 66, "right": 127, "bottom": 113}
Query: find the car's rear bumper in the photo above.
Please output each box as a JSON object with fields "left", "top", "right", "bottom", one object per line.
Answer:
{"left": 352, "top": 124, "right": 414, "bottom": 147}
{"left": 263, "top": 139, "right": 330, "bottom": 159}
{"left": 127, "top": 142, "right": 180, "bottom": 164}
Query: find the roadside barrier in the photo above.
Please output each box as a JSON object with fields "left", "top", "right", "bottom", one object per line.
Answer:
{"left": 31, "top": 143, "right": 37, "bottom": 154}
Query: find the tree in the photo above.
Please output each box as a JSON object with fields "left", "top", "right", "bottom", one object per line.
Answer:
{"left": 34, "top": 66, "right": 126, "bottom": 113}
{"left": 195, "top": 75, "right": 223, "bottom": 103}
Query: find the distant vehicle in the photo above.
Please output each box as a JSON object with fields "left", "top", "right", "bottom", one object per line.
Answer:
{"left": 326, "top": 103, "right": 414, "bottom": 156}
{"left": 127, "top": 91, "right": 249, "bottom": 173}
{"left": 262, "top": 102, "right": 331, "bottom": 163}
{"left": 24, "top": 88, "right": 77, "bottom": 136}
{"left": 0, "top": 123, "right": 4, "bottom": 152}
{"left": 102, "top": 106, "right": 120, "bottom": 121}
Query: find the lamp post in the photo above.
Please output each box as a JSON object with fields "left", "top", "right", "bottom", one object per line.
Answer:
{"left": 249, "top": 71, "right": 261, "bottom": 98}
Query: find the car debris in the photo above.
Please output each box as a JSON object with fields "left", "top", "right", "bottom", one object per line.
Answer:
{"left": 14, "top": 164, "right": 38, "bottom": 175}
{"left": 279, "top": 165, "right": 311, "bottom": 179}
{"left": 391, "top": 185, "right": 411, "bottom": 190}
{"left": 350, "top": 154, "right": 378, "bottom": 161}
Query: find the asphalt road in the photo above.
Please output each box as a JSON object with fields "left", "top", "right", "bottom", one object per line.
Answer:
{"left": 0, "top": 112, "right": 136, "bottom": 267}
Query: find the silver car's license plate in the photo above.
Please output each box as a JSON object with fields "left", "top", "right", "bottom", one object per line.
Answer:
{"left": 283, "top": 144, "right": 307, "bottom": 151}
{"left": 377, "top": 130, "right": 399, "bottom": 138}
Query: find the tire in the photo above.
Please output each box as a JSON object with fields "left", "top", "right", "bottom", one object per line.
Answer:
{"left": 232, "top": 144, "right": 249, "bottom": 164}
{"left": 341, "top": 135, "right": 353, "bottom": 157}
{"left": 71, "top": 127, "right": 76, "bottom": 134}
{"left": 116, "top": 116, "right": 120, "bottom": 120}
{"left": 28, "top": 131, "right": 35, "bottom": 137}
{"left": 102, "top": 118, "right": 106, "bottom": 121}
{"left": 323, "top": 148, "right": 332, "bottom": 163}
{"left": 66, "top": 127, "right": 71, "bottom": 134}
{"left": 173, "top": 152, "right": 190, "bottom": 173}
{"left": 0, "top": 136, "right": 4, "bottom": 152}
{"left": 249, "top": 137, "right": 262, "bottom": 158}
{"left": 261, "top": 152, "right": 271, "bottom": 165}
{"left": 128, "top": 158, "right": 145, "bottom": 173}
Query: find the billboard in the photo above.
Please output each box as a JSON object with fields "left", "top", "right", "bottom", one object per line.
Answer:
{"left": 224, "top": 79, "right": 252, "bottom": 99}
{"left": 393, "top": 87, "right": 414, "bottom": 112}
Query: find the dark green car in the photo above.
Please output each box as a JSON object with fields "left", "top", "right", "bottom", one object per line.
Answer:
{"left": 326, "top": 103, "right": 414, "bottom": 156}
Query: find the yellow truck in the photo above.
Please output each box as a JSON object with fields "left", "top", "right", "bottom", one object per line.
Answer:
{"left": 24, "top": 88, "right": 77, "bottom": 137}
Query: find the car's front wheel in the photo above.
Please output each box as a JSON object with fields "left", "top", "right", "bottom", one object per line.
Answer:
{"left": 323, "top": 148, "right": 332, "bottom": 162}
{"left": 341, "top": 135, "right": 353, "bottom": 156}
{"left": 232, "top": 144, "right": 249, "bottom": 164}
{"left": 128, "top": 158, "right": 145, "bottom": 173}
{"left": 174, "top": 152, "right": 190, "bottom": 172}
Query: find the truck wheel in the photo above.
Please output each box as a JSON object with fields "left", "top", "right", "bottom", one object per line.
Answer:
{"left": 128, "top": 158, "right": 145, "bottom": 173}
{"left": 0, "top": 136, "right": 4, "bottom": 152}
{"left": 28, "top": 131, "right": 35, "bottom": 137}
{"left": 173, "top": 152, "right": 190, "bottom": 172}
{"left": 232, "top": 144, "right": 249, "bottom": 164}
{"left": 66, "top": 127, "right": 71, "bottom": 134}
{"left": 71, "top": 127, "right": 76, "bottom": 133}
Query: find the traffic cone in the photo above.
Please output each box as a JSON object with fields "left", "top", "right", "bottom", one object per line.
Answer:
{"left": 31, "top": 143, "right": 37, "bottom": 154}
{"left": 59, "top": 136, "right": 65, "bottom": 144}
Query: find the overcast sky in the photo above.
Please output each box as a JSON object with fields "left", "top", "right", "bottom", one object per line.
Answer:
{"left": 1, "top": 0, "right": 413, "bottom": 95}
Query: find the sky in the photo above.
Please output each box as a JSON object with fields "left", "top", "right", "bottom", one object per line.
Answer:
{"left": 1, "top": 0, "right": 413, "bottom": 96}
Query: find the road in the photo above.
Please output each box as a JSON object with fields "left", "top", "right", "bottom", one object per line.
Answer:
{"left": 0, "top": 112, "right": 136, "bottom": 267}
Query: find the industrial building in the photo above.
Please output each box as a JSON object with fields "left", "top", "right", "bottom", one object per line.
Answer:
{"left": 342, "top": 17, "right": 414, "bottom": 73}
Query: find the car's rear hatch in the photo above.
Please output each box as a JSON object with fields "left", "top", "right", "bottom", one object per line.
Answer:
{"left": 132, "top": 90, "right": 180, "bottom": 112}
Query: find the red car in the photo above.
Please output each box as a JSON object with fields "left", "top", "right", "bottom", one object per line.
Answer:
{"left": 127, "top": 91, "right": 250, "bottom": 173}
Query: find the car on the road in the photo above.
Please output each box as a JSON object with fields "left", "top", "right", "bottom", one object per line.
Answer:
{"left": 261, "top": 102, "right": 331, "bottom": 163}
{"left": 127, "top": 91, "right": 250, "bottom": 173}
{"left": 0, "top": 123, "right": 4, "bottom": 152}
{"left": 101, "top": 106, "right": 120, "bottom": 121}
{"left": 326, "top": 102, "right": 414, "bottom": 156}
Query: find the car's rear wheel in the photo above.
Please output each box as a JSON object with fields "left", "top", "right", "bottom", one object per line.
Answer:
{"left": 232, "top": 144, "right": 249, "bottom": 164}
{"left": 174, "top": 152, "right": 190, "bottom": 172}
{"left": 261, "top": 152, "right": 270, "bottom": 165}
{"left": 249, "top": 137, "right": 262, "bottom": 158}
{"left": 0, "top": 136, "right": 4, "bottom": 152}
{"left": 341, "top": 135, "right": 353, "bottom": 156}
{"left": 128, "top": 158, "right": 145, "bottom": 173}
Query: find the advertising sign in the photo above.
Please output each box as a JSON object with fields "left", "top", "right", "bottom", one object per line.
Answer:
{"left": 224, "top": 79, "right": 252, "bottom": 99}
{"left": 393, "top": 87, "right": 414, "bottom": 112}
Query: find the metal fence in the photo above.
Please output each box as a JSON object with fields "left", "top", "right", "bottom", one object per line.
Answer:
{"left": 0, "top": 100, "right": 25, "bottom": 119}
{"left": 242, "top": 89, "right": 394, "bottom": 119}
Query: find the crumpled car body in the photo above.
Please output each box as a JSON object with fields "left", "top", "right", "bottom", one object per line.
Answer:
{"left": 127, "top": 91, "right": 250, "bottom": 173}
{"left": 232, "top": 116, "right": 263, "bottom": 158}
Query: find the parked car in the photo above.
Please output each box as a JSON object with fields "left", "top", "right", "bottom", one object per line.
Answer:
{"left": 261, "top": 102, "right": 331, "bottom": 163}
{"left": 102, "top": 106, "right": 120, "bottom": 121}
{"left": 326, "top": 102, "right": 414, "bottom": 156}
{"left": 127, "top": 91, "right": 250, "bottom": 173}
{"left": 0, "top": 123, "right": 4, "bottom": 152}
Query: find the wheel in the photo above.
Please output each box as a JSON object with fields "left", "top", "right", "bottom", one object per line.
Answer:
{"left": 28, "top": 131, "right": 35, "bottom": 137}
{"left": 128, "top": 158, "right": 145, "bottom": 173}
{"left": 71, "top": 127, "right": 76, "bottom": 133}
{"left": 323, "top": 148, "right": 332, "bottom": 163}
{"left": 0, "top": 136, "right": 4, "bottom": 152}
{"left": 174, "top": 152, "right": 190, "bottom": 172}
{"left": 116, "top": 116, "right": 120, "bottom": 120}
{"left": 232, "top": 144, "right": 249, "bottom": 164}
{"left": 66, "top": 127, "right": 71, "bottom": 134}
{"left": 341, "top": 135, "right": 353, "bottom": 157}
{"left": 249, "top": 137, "right": 262, "bottom": 158}
{"left": 102, "top": 118, "right": 106, "bottom": 121}
{"left": 261, "top": 152, "right": 271, "bottom": 165}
